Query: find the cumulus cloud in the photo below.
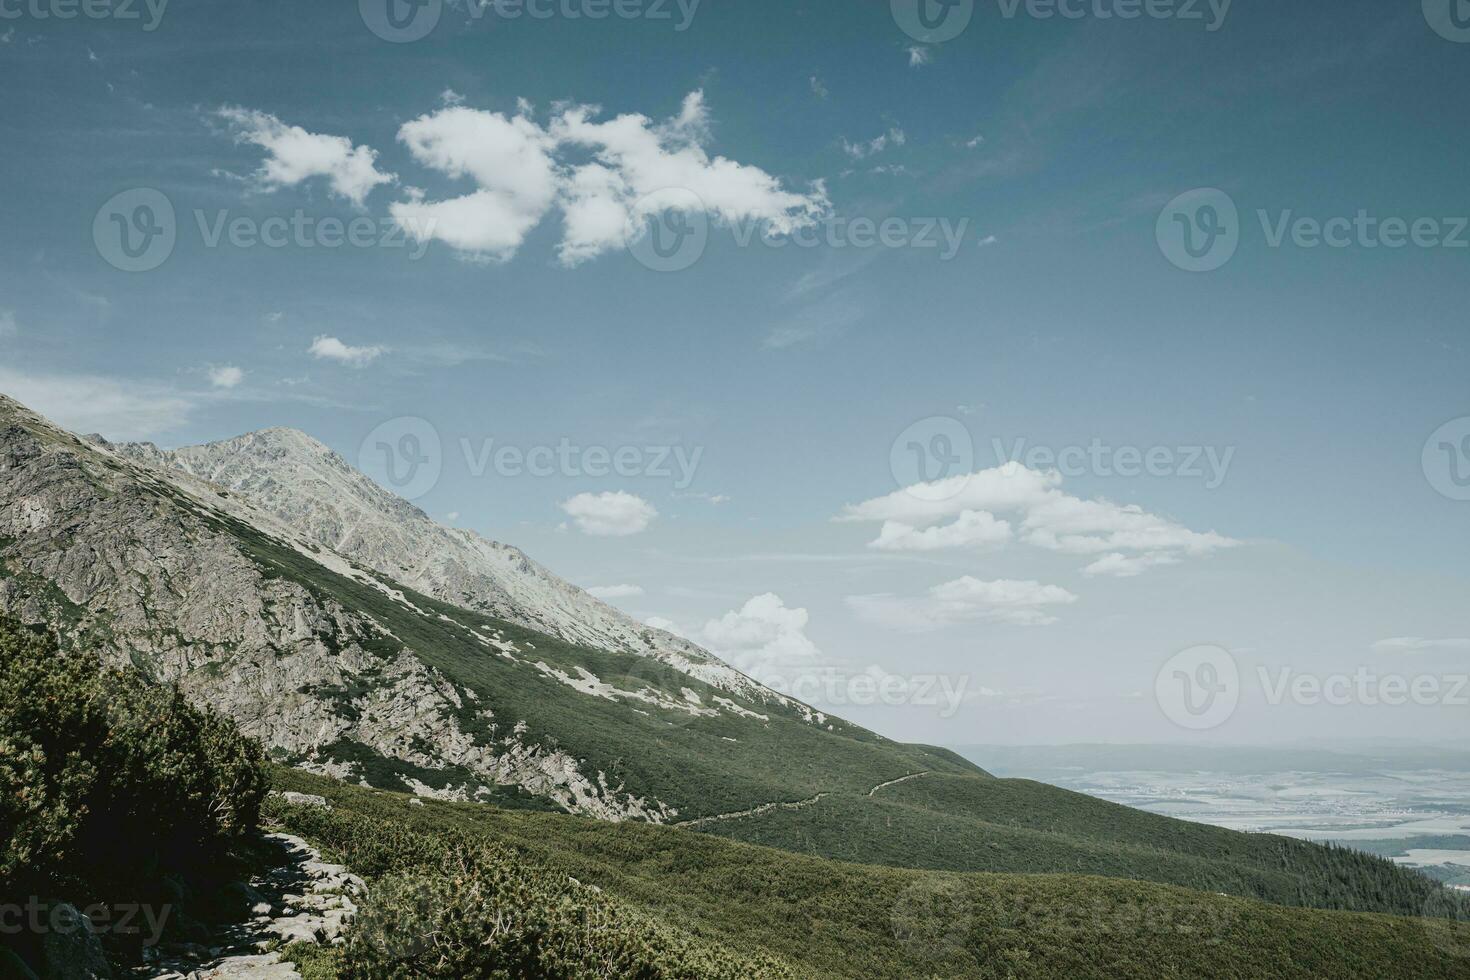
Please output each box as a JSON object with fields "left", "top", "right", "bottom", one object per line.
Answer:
{"left": 552, "top": 90, "right": 829, "bottom": 265}
{"left": 838, "top": 462, "right": 1236, "bottom": 576}
{"left": 1372, "top": 637, "right": 1470, "bottom": 653}
{"left": 847, "top": 577, "right": 1078, "bottom": 632}
{"left": 560, "top": 491, "right": 657, "bottom": 537}
{"left": 207, "top": 365, "right": 244, "bottom": 389}
{"left": 587, "top": 584, "right": 645, "bottom": 599}
{"left": 223, "top": 92, "right": 827, "bottom": 267}
{"left": 907, "top": 46, "right": 932, "bottom": 67}
{"left": 217, "top": 107, "right": 395, "bottom": 205}
{"left": 309, "top": 335, "right": 385, "bottom": 367}
{"left": 390, "top": 104, "right": 561, "bottom": 262}
{"left": 870, "top": 509, "right": 1011, "bottom": 552}
{"left": 698, "top": 593, "right": 823, "bottom": 678}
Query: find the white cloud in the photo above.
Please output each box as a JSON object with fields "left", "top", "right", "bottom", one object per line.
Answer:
{"left": 391, "top": 104, "right": 561, "bottom": 262}
{"left": 439, "top": 88, "right": 466, "bottom": 107}
{"left": 207, "top": 365, "right": 244, "bottom": 389}
{"left": 870, "top": 509, "right": 1011, "bottom": 552}
{"left": 841, "top": 127, "right": 906, "bottom": 160}
{"left": 643, "top": 615, "right": 684, "bottom": 635}
{"left": 587, "top": 584, "right": 645, "bottom": 599}
{"left": 309, "top": 335, "right": 385, "bottom": 367}
{"left": 0, "top": 368, "right": 192, "bottom": 441}
{"left": 560, "top": 491, "right": 657, "bottom": 537}
{"left": 673, "top": 491, "right": 730, "bottom": 505}
{"left": 810, "top": 75, "right": 829, "bottom": 100}
{"left": 699, "top": 593, "right": 823, "bottom": 677}
{"left": 1372, "top": 637, "right": 1470, "bottom": 653}
{"left": 1081, "top": 552, "right": 1180, "bottom": 578}
{"left": 847, "top": 577, "right": 1078, "bottom": 632}
{"left": 838, "top": 461, "right": 1236, "bottom": 576}
{"left": 907, "top": 46, "right": 932, "bottom": 68}
{"left": 551, "top": 90, "right": 829, "bottom": 265}
{"left": 217, "top": 107, "right": 395, "bottom": 206}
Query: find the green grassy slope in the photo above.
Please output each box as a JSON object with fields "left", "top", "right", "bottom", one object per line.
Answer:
{"left": 694, "top": 772, "right": 1453, "bottom": 917}
{"left": 270, "top": 767, "right": 1470, "bottom": 980}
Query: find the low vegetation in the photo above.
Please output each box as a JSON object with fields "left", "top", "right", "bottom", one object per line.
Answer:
{"left": 269, "top": 767, "right": 1470, "bottom": 979}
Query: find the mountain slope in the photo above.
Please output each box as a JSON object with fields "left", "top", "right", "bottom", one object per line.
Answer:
{"left": 0, "top": 393, "right": 968, "bottom": 823}
{"left": 268, "top": 767, "right": 1470, "bottom": 980}
{"left": 101, "top": 427, "right": 768, "bottom": 703}
{"left": 1, "top": 391, "right": 1461, "bottom": 925}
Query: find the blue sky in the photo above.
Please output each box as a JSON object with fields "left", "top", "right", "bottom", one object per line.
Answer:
{"left": 1, "top": 0, "right": 1467, "bottom": 745}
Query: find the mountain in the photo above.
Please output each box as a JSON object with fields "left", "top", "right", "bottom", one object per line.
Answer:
{"left": 98, "top": 427, "right": 765, "bottom": 702}
{"left": 0, "top": 393, "right": 965, "bottom": 823}
{"left": 0, "top": 390, "right": 1459, "bottom": 926}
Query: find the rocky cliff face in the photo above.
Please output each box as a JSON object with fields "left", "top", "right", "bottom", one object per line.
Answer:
{"left": 0, "top": 395, "right": 785, "bottom": 820}
{"left": 101, "top": 428, "right": 769, "bottom": 703}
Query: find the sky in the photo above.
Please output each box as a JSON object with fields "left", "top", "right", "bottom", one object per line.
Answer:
{"left": 1, "top": 0, "right": 1467, "bottom": 747}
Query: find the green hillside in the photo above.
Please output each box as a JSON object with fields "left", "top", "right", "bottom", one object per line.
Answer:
{"left": 693, "top": 772, "right": 1448, "bottom": 916}
{"left": 269, "top": 767, "right": 1470, "bottom": 979}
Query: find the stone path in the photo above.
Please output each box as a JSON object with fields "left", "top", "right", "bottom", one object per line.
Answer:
{"left": 137, "top": 833, "right": 361, "bottom": 980}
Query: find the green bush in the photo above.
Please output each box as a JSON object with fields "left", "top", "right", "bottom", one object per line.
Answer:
{"left": 0, "top": 616, "right": 269, "bottom": 897}
{"left": 269, "top": 800, "right": 794, "bottom": 979}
